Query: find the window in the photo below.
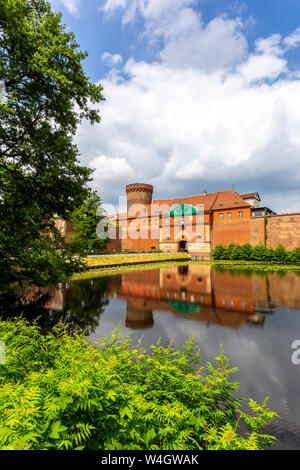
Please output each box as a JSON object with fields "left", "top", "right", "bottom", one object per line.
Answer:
{"left": 227, "top": 212, "right": 232, "bottom": 219}
{"left": 155, "top": 219, "right": 158, "bottom": 225}
{"left": 165, "top": 217, "right": 169, "bottom": 223}
{"left": 143, "top": 220, "right": 147, "bottom": 225}
{"left": 129, "top": 221, "right": 133, "bottom": 226}
{"left": 238, "top": 211, "right": 243, "bottom": 218}
{"left": 219, "top": 213, "right": 224, "bottom": 220}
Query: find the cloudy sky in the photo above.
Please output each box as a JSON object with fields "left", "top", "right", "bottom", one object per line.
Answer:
{"left": 50, "top": 0, "right": 300, "bottom": 213}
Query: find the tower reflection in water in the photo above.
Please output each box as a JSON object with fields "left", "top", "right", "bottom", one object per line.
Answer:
{"left": 14, "top": 263, "right": 300, "bottom": 332}
{"left": 117, "top": 264, "right": 266, "bottom": 330}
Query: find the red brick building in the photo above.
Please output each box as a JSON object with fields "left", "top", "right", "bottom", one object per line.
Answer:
{"left": 109, "top": 183, "right": 256, "bottom": 255}
{"left": 58, "top": 182, "right": 300, "bottom": 254}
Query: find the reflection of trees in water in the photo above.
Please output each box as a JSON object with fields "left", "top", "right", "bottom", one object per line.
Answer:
{"left": 0, "top": 276, "right": 110, "bottom": 334}
{"left": 65, "top": 277, "right": 110, "bottom": 334}
{"left": 0, "top": 289, "right": 52, "bottom": 327}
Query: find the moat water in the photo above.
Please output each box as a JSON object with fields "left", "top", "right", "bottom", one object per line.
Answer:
{"left": 3, "top": 262, "right": 300, "bottom": 450}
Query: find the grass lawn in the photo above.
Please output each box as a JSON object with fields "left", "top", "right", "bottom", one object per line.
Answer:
{"left": 72, "top": 260, "right": 189, "bottom": 280}
{"left": 84, "top": 252, "right": 189, "bottom": 268}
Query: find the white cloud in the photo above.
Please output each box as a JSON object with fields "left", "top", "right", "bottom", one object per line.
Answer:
{"left": 238, "top": 54, "right": 287, "bottom": 82}
{"left": 89, "top": 154, "right": 134, "bottom": 201}
{"left": 255, "top": 34, "right": 283, "bottom": 56}
{"left": 52, "top": 0, "right": 81, "bottom": 16}
{"left": 102, "top": 0, "right": 195, "bottom": 24}
{"left": 101, "top": 52, "right": 123, "bottom": 67}
{"left": 76, "top": 3, "right": 300, "bottom": 210}
{"left": 159, "top": 15, "right": 247, "bottom": 72}
{"left": 284, "top": 27, "right": 300, "bottom": 50}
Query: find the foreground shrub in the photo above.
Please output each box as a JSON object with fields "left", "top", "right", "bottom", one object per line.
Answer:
{"left": 0, "top": 318, "right": 277, "bottom": 450}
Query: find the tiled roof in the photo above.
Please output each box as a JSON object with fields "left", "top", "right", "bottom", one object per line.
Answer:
{"left": 112, "top": 190, "right": 253, "bottom": 219}
{"left": 114, "top": 190, "right": 251, "bottom": 220}
{"left": 153, "top": 190, "right": 250, "bottom": 212}
{"left": 241, "top": 192, "right": 260, "bottom": 200}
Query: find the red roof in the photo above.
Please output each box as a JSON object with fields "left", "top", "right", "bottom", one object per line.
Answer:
{"left": 153, "top": 190, "right": 250, "bottom": 212}
{"left": 241, "top": 192, "right": 260, "bottom": 201}
{"left": 114, "top": 190, "right": 251, "bottom": 220}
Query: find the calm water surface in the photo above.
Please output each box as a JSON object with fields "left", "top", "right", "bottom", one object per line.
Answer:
{"left": 7, "top": 263, "right": 300, "bottom": 450}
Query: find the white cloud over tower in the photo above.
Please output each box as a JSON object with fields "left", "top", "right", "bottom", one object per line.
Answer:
{"left": 73, "top": 0, "right": 300, "bottom": 212}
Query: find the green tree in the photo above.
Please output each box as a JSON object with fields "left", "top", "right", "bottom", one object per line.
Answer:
{"left": 0, "top": 0, "right": 104, "bottom": 287}
{"left": 70, "top": 190, "right": 109, "bottom": 255}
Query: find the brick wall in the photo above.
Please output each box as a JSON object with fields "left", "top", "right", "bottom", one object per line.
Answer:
{"left": 250, "top": 213, "right": 300, "bottom": 250}
{"left": 212, "top": 219, "right": 251, "bottom": 248}
{"left": 250, "top": 217, "right": 265, "bottom": 245}
{"left": 265, "top": 214, "right": 300, "bottom": 250}
{"left": 212, "top": 207, "right": 251, "bottom": 248}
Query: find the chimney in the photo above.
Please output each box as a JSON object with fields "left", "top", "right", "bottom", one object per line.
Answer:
{"left": 203, "top": 191, "right": 207, "bottom": 197}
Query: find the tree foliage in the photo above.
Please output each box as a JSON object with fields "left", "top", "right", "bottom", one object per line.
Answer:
{"left": 0, "top": 0, "right": 104, "bottom": 286}
{"left": 0, "top": 318, "right": 277, "bottom": 450}
{"left": 70, "top": 190, "right": 108, "bottom": 255}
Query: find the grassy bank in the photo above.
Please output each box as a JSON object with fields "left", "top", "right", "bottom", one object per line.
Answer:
{"left": 206, "top": 260, "right": 300, "bottom": 273}
{"left": 73, "top": 261, "right": 189, "bottom": 280}
{"left": 84, "top": 253, "right": 189, "bottom": 268}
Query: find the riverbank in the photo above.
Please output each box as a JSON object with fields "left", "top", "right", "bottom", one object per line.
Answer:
{"left": 72, "top": 254, "right": 300, "bottom": 280}
{"left": 83, "top": 253, "right": 189, "bottom": 269}
{"left": 206, "top": 260, "right": 300, "bottom": 272}
{"left": 73, "top": 254, "right": 189, "bottom": 280}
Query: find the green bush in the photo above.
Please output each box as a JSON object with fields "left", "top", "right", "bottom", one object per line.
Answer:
{"left": 211, "top": 245, "right": 227, "bottom": 260}
{"left": 288, "top": 247, "right": 300, "bottom": 264}
{"left": 251, "top": 245, "right": 270, "bottom": 261}
{"left": 0, "top": 318, "right": 277, "bottom": 450}
{"left": 211, "top": 243, "right": 300, "bottom": 265}
{"left": 239, "top": 244, "right": 253, "bottom": 260}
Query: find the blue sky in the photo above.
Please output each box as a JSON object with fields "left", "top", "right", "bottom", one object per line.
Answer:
{"left": 51, "top": 0, "right": 300, "bottom": 213}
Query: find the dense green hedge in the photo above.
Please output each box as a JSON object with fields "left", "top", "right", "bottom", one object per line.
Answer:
{"left": 212, "top": 243, "right": 300, "bottom": 264}
{"left": 0, "top": 318, "right": 276, "bottom": 450}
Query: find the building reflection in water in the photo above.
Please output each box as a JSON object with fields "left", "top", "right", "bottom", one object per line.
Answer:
{"left": 115, "top": 264, "right": 300, "bottom": 330}
{"left": 13, "top": 263, "right": 300, "bottom": 332}
{"left": 117, "top": 264, "right": 263, "bottom": 330}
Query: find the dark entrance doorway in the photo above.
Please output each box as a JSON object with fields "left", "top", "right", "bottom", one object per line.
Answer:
{"left": 179, "top": 240, "right": 188, "bottom": 252}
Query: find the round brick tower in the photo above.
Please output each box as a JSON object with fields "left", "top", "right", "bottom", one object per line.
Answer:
{"left": 126, "top": 183, "right": 153, "bottom": 213}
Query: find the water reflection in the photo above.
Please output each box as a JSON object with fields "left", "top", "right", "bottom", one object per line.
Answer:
{"left": 3, "top": 263, "right": 300, "bottom": 334}
{"left": 2, "top": 263, "right": 300, "bottom": 449}
{"left": 0, "top": 276, "right": 110, "bottom": 333}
